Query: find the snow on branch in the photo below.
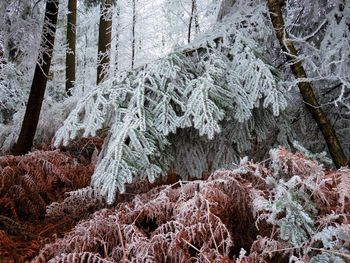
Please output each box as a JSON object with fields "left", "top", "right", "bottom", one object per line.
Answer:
{"left": 55, "top": 8, "right": 288, "bottom": 203}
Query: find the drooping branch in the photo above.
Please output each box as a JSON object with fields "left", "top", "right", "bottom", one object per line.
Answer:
{"left": 266, "top": 0, "right": 348, "bottom": 168}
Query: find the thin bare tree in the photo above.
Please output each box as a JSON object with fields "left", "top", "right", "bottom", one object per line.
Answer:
{"left": 66, "top": 0, "right": 77, "bottom": 95}
{"left": 266, "top": 0, "right": 348, "bottom": 168}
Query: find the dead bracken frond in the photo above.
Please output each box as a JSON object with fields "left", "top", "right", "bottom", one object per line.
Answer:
{"left": 33, "top": 147, "right": 350, "bottom": 262}
{"left": 0, "top": 149, "right": 94, "bottom": 220}
{"left": 34, "top": 170, "right": 256, "bottom": 262}
{"left": 0, "top": 137, "right": 104, "bottom": 262}
{"left": 330, "top": 168, "right": 350, "bottom": 213}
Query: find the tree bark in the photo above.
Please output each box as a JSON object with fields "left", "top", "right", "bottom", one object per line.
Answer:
{"left": 217, "top": 0, "right": 235, "bottom": 21}
{"left": 12, "top": 0, "right": 59, "bottom": 156}
{"left": 66, "top": 0, "right": 77, "bottom": 96}
{"left": 97, "top": 0, "right": 113, "bottom": 85}
{"left": 266, "top": 0, "right": 348, "bottom": 168}
{"left": 188, "top": 0, "right": 199, "bottom": 43}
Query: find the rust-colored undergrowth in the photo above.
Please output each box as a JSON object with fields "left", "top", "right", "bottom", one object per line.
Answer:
{"left": 33, "top": 148, "right": 350, "bottom": 262}
{"left": 1, "top": 144, "right": 349, "bottom": 262}
{"left": 0, "top": 137, "right": 103, "bottom": 262}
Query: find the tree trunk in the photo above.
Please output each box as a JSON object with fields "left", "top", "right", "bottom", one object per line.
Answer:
{"left": 194, "top": 1, "right": 199, "bottom": 34}
{"left": 66, "top": 0, "right": 77, "bottom": 96}
{"left": 97, "top": 0, "right": 113, "bottom": 85}
{"left": 217, "top": 0, "right": 235, "bottom": 21}
{"left": 266, "top": 0, "right": 348, "bottom": 168}
{"left": 188, "top": 0, "right": 199, "bottom": 44}
{"left": 12, "top": 0, "right": 59, "bottom": 156}
{"left": 131, "top": 0, "right": 136, "bottom": 70}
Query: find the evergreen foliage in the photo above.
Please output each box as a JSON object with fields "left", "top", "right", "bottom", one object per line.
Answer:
{"left": 55, "top": 24, "right": 288, "bottom": 202}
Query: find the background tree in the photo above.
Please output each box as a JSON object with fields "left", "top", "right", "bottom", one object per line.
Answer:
{"left": 97, "top": 0, "right": 114, "bottom": 84}
{"left": 216, "top": 0, "right": 234, "bottom": 21}
{"left": 12, "top": 0, "right": 59, "bottom": 155}
{"left": 66, "top": 0, "right": 77, "bottom": 95}
{"left": 266, "top": 0, "right": 348, "bottom": 168}
{"left": 0, "top": 1, "right": 42, "bottom": 126}
{"left": 188, "top": 0, "right": 200, "bottom": 43}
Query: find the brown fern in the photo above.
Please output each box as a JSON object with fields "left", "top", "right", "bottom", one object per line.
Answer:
{"left": 0, "top": 230, "right": 15, "bottom": 259}
{"left": 0, "top": 149, "right": 94, "bottom": 220}
{"left": 33, "top": 169, "right": 258, "bottom": 262}
{"left": 0, "top": 137, "right": 103, "bottom": 262}
{"left": 324, "top": 168, "right": 350, "bottom": 214}
{"left": 33, "top": 148, "right": 350, "bottom": 262}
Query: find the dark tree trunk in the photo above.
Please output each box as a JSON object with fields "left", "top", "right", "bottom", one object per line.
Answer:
{"left": 188, "top": 0, "right": 199, "bottom": 44}
{"left": 12, "top": 0, "right": 59, "bottom": 156}
{"left": 266, "top": 0, "right": 348, "bottom": 168}
{"left": 97, "top": 0, "right": 113, "bottom": 85}
{"left": 66, "top": 0, "right": 77, "bottom": 96}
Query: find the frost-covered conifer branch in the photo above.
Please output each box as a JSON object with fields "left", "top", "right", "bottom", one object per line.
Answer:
{"left": 55, "top": 18, "right": 288, "bottom": 202}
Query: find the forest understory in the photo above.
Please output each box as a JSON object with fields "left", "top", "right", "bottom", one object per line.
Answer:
{"left": 0, "top": 137, "right": 104, "bottom": 262}
{"left": 0, "top": 137, "right": 349, "bottom": 262}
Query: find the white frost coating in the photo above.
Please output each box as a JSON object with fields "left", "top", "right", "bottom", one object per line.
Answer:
{"left": 54, "top": 3, "right": 289, "bottom": 203}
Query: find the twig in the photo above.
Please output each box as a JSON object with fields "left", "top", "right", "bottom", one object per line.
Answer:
{"left": 181, "top": 238, "right": 210, "bottom": 263}
{"left": 270, "top": 224, "right": 276, "bottom": 239}
{"left": 266, "top": 246, "right": 299, "bottom": 253}
{"left": 206, "top": 199, "right": 219, "bottom": 252}
{"left": 132, "top": 209, "right": 145, "bottom": 225}
{"left": 117, "top": 221, "right": 127, "bottom": 260}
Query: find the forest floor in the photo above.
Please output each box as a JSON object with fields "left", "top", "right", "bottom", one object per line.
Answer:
{"left": 0, "top": 138, "right": 104, "bottom": 262}
{"left": 0, "top": 137, "right": 185, "bottom": 262}
{"left": 0, "top": 138, "right": 349, "bottom": 262}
